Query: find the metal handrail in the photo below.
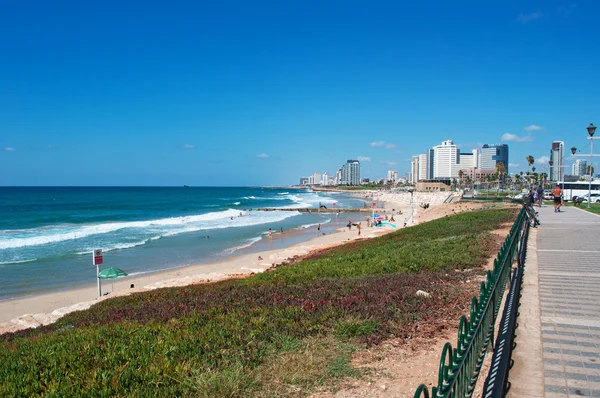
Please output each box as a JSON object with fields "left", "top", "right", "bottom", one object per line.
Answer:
{"left": 414, "top": 207, "right": 526, "bottom": 398}
{"left": 481, "top": 208, "right": 530, "bottom": 397}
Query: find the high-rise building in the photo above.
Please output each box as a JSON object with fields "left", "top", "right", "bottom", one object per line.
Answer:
{"left": 386, "top": 170, "right": 399, "bottom": 183}
{"left": 340, "top": 160, "right": 360, "bottom": 185}
{"left": 299, "top": 177, "right": 309, "bottom": 185}
{"left": 480, "top": 144, "right": 508, "bottom": 171}
{"left": 427, "top": 149, "right": 435, "bottom": 179}
{"left": 312, "top": 172, "right": 321, "bottom": 185}
{"left": 322, "top": 172, "right": 330, "bottom": 185}
{"left": 418, "top": 154, "right": 428, "bottom": 181}
{"left": 433, "top": 140, "right": 460, "bottom": 178}
{"left": 572, "top": 159, "right": 587, "bottom": 177}
{"left": 410, "top": 156, "right": 420, "bottom": 183}
{"left": 550, "top": 141, "right": 565, "bottom": 182}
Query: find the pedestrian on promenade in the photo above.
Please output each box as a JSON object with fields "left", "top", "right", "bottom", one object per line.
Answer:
{"left": 552, "top": 184, "right": 563, "bottom": 212}
{"left": 536, "top": 185, "right": 544, "bottom": 207}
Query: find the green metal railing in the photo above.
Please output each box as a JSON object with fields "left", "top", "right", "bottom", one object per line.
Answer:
{"left": 413, "top": 207, "right": 527, "bottom": 398}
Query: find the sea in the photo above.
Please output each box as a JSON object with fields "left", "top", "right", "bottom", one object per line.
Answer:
{"left": 0, "top": 187, "right": 368, "bottom": 300}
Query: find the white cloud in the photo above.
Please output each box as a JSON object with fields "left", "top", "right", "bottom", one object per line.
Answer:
{"left": 369, "top": 141, "right": 396, "bottom": 150}
{"left": 501, "top": 133, "right": 534, "bottom": 142}
{"left": 383, "top": 160, "right": 397, "bottom": 167}
{"left": 524, "top": 124, "right": 543, "bottom": 131}
{"left": 257, "top": 153, "right": 270, "bottom": 158}
{"left": 357, "top": 156, "right": 371, "bottom": 162}
{"left": 4, "top": 147, "right": 15, "bottom": 152}
{"left": 509, "top": 163, "right": 520, "bottom": 168}
{"left": 536, "top": 156, "right": 550, "bottom": 165}
{"left": 183, "top": 144, "right": 195, "bottom": 149}
{"left": 517, "top": 11, "right": 542, "bottom": 23}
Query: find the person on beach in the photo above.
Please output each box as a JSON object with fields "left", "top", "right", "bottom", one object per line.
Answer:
{"left": 317, "top": 224, "right": 321, "bottom": 232}
{"left": 357, "top": 222, "right": 361, "bottom": 236}
{"left": 258, "top": 256, "right": 263, "bottom": 261}
{"left": 536, "top": 185, "right": 544, "bottom": 207}
{"left": 280, "top": 227, "right": 283, "bottom": 233}
{"left": 552, "top": 185, "right": 563, "bottom": 212}
{"left": 268, "top": 228, "right": 272, "bottom": 237}
{"left": 347, "top": 221, "right": 352, "bottom": 231}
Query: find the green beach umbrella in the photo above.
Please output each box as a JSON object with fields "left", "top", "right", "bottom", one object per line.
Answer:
{"left": 98, "top": 267, "right": 128, "bottom": 279}
{"left": 98, "top": 267, "right": 128, "bottom": 295}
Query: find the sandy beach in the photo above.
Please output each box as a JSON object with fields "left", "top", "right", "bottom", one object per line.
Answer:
{"left": 0, "top": 191, "right": 454, "bottom": 335}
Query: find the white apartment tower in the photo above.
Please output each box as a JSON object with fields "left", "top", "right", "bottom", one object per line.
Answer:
{"left": 340, "top": 160, "right": 360, "bottom": 185}
{"left": 386, "top": 170, "right": 399, "bottom": 183}
{"left": 322, "top": 172, "right": 330, "bottom": 185}
{"left": 572, "top": 160, "right": 587, "bottom": 177}
{"left": 550, "top": 141, "right": 564, "bottom": 182}
{"left": 433, "top": 140, "right": 460, "bottom": 178}
{"left": 418, "top": 154, "right": 428, "bottom": 181}
{"left": 410, "top": 156, "right": 419, "bottom": 183}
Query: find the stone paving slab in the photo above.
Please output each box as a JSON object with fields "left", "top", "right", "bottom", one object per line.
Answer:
{"left": 536, "top": 205, "right": 600, "bottom": 397}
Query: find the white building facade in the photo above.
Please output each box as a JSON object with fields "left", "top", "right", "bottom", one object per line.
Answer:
{"left": 550, "top": 141, "right": 565, "bottom": 182}
{"left": 340, "top": 160, "right": 360, "bottom": 185}
{"left": 433, "top": 140, "right": 460, "bottom": 178}
{"left": 572, "top": 159, "right": 587, "bottom": 177}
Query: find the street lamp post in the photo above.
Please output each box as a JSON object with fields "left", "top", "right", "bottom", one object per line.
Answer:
{"left": 571, "top": 123, "right": 598, "bottom": 209}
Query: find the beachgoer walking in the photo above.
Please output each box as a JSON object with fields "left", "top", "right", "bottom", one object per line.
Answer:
{"left": 347, "top": 221, "right": 352, "bottom": 231}
{"left": 317, "top": 224, "right": 321, "bottom": 233}
{"left": 268, "top": 228, "right": 272, "bottom": 237}
{"left": 280, "top": 227, "right": 283, "bottom": 233}
{"left": 357, "top": 222, "right": 361, "bottom": 236}
{"left": 536, "top": 185, "right": 544, "bottom": 207}
{"left": 552, "top": 185, "right": 563, "bottom": 212}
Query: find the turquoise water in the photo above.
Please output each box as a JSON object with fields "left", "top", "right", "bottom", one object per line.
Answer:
{"left": 0, "top": 187, "right": 366, "bottom": 299}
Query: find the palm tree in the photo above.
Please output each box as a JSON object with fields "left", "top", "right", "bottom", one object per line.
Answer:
{"left": 458, "top": 170, "right": 464, "bottom": 189}
{"left": 526, "top": 155, "right": 535, "bottom": 170}
{"left": 496, "top": 162, "right": 507, "bottom": 191}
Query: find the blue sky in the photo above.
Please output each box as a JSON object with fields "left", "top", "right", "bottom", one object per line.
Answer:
{"left": 1, "top": 0, "right": 599, "bottom": 186}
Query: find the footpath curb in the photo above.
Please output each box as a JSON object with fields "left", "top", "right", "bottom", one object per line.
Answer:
{"left": 507, "top": 226, "right": 545, "bottom": 397}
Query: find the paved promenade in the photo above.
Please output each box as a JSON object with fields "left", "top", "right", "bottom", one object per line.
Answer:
{"left": 536, "top": 204, "right": 600, "bottom": 397}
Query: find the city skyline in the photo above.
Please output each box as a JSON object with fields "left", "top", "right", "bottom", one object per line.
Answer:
{"left": 1, "top": 1, "right": 599, "bottom": 186}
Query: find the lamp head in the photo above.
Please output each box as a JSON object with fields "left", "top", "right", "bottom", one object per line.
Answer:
{"left": 532, "top": 166, "right": 536, "bottom": 172}
{"left": 548, "top": 160, "right": 553, "bottom": 166}
{"left": 571, "top": 147, "right": 577, "bottom": 155}
{"left": 587, "top": 123, "right": 596, "bottom": 137}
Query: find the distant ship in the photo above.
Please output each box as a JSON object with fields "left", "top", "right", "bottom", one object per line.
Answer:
{"left": 183, "top": 185, "right": 189, "bottom": 188}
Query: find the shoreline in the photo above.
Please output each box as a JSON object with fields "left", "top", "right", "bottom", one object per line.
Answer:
{"left": 0, "top": 191, "right": 452, "bottom": 335}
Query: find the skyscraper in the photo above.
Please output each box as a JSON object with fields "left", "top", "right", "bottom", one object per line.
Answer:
{"left": 433, "top": 140, "right": 460, "bottom": 178}
{"left": 410, "top": 156, "right": 419, "bottom": 183}
{"left": 480, "top": 144, "right": 508, "bottom": 171}
{"left": 572, "top": 159, "right": 587, "bottom": 177}
{"left": 550, "top": 141, "right": 564, "bottom": 182}
{"left": 340, "top": 160, "right": 360, "bottom": 185}
{"left": 418, "top": 154, "right": 428, "bottom": 181}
